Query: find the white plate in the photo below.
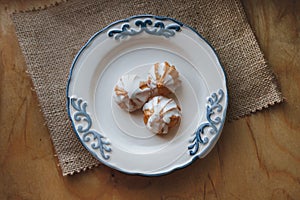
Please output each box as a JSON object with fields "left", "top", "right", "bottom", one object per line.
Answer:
{"left": 67, "top": 15, "right": 228, "bottom": 176}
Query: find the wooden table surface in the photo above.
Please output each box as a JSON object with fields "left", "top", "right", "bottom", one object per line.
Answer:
{"left": 1, "top": 0, "right": 299, "bottom": 199}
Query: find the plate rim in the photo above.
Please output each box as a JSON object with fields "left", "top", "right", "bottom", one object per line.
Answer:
{"left": 66, "top": 14, "right": 228, "bottom": 176}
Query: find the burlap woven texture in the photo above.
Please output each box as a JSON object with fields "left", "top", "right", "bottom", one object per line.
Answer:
{"left": 12, "top": 0, "right": 282, "bottom": 175}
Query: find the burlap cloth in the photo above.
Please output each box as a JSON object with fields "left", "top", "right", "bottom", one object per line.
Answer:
{"left": 12, "top": 0, "right": 282, "bottom": 175}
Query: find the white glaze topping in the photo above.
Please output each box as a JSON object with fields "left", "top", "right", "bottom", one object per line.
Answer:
{"left": 147, "top": 62, "right": 181, "bottom": 94}
{"left": 113, "top": 74, "right": 150, "bottom": 112}
{"left": 143, "top": 96, "right": 181, "bottom": 134}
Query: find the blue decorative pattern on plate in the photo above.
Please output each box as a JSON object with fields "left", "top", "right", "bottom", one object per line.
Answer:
{"left": 188, "top": 89, "right": 224, "bottom": 156}
{"left": 67, "top": 15, "right": 228, "bottom": 176}
{"left": 108, "top": 19, "right": 182, "bottom": 40}
{"left": 70, "top": 98, "right": 111, "bottom": 160}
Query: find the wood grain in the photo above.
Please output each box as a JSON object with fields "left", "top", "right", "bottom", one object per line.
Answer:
{"left": 0, "top": 0, "right": 299, "bottom": 199}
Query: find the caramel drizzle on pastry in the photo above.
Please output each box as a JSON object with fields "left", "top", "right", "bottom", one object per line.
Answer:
{"left": 139, "top": 81, "right": 149, "bottom": 90}
{"left": 168, "top": 115, "right": 181, "bottom": 128}
{"left": 154, "top": 62, "right": 179, "bottom": 87}
{"left": 143, "top": 109, "right": 153, "bottom": 124}
{"left": 114, "top": 86, "right": 140, "bottom": 107}
{"left": 144, "top": 97, "right": 181, "bottom": 125}
{"left": 114, "top": 85, "right": 128, "bottom": 96}
{"left": 159, "top": 99, "right": 181, "bottom": 123}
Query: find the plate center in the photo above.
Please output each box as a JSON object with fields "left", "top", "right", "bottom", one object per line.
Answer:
{"left": 94, "top": 48, "right": 205, "bottom": 155}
